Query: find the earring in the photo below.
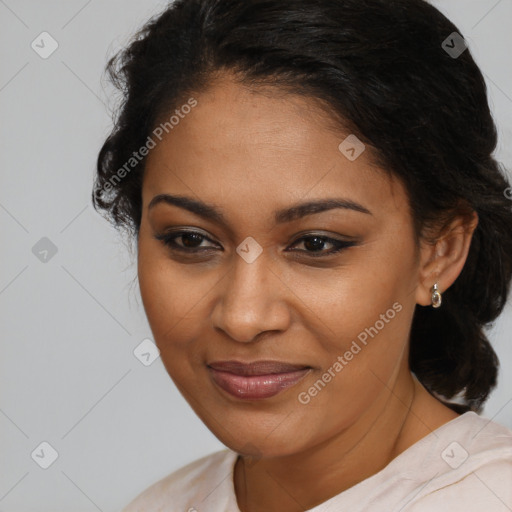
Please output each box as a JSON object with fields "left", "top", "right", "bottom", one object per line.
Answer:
{"left": 431, "top": 283, "right": 442, "bottom": 308}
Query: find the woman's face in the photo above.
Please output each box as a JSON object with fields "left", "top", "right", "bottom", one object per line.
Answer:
{"left": 138, "top": 75, "right": 423, "bottom": 457}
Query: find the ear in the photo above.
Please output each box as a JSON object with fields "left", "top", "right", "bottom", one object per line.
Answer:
{"left": 415, "top": 210, "right": 478, "bottom": 306}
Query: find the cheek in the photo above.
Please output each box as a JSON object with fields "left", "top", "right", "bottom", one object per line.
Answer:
{"left": 294, "top": 304, "right": 412, "bottom": 440}
{"left": 137, "top": 238, "right": 187, "bottom": 343}
{"left": 137, "top": 259, "right": 197, "bottom": 390}
{"left": 288, "top": 241, "right": 414, "bottom": 357}
{"left": 292, "top": 243, "right": 415, "bottom": 413}
{"left": 137, "top": 237, "right": 219, "bottom": 366}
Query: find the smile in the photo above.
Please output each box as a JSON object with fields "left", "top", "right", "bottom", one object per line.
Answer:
{"left": 207, "top": 360, "right": 312, "bottom": 400}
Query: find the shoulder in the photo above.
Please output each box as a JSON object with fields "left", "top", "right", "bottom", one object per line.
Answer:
{"left": 407, "top": 460, "right": 512, "bottom": 511}
{"left": 121, "top": 449, "right": 239, "bottom": 512}
{"left": 406, "top": 413, "right": 512, "bottom": 511}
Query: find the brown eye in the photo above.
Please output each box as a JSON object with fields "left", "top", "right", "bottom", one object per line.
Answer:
{"left": 154, "top": 230, "right": 357, "bottom": 259}
{"left": 287, "top": 235, "right": 357, "bottom": 257}
{"left": 155, "top": 230, "right": 219, "bottom": 253}
{"left": 177, "top": 232, "right": 206, "bottom": 248}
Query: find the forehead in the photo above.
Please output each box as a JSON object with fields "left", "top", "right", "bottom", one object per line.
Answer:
{"left": 143, "top": 76, "right": 407, "bottom": 221}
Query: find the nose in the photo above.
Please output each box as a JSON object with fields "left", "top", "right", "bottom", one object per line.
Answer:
{"left": 210, "top": 251, "right": 291, "bottom": 343}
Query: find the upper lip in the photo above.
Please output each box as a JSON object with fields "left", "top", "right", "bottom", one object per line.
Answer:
{"left": 207, "top": 360, "right": 311, "bottom": 376}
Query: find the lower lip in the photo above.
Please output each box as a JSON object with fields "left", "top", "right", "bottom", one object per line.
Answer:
{"left": 208, "top": 367, "right": 311, "bottom": 400}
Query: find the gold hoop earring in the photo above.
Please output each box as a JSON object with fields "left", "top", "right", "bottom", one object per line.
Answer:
{"left": 431, "top": 283, "right": 442, "bottom": 308}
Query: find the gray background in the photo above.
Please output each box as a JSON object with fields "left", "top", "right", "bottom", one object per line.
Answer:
{"left": 0, "top": 1, "right": 511, "bottom": 510}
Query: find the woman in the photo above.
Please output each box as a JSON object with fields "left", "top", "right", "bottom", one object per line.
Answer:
{"left": 93, "top": 0, "right": 512, "bottom": 510}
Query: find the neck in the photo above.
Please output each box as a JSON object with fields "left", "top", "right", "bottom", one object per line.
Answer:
{"left": 234, "top": 370, "right": 458, "bottom": 512}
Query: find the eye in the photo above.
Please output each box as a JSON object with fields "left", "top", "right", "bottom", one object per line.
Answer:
{"left": 154, "top": 230, "right": 219, "bottom": 253}
{"left": 286, "top": 234, "right": 357, "bottom": 258}
{"left": 155, "top": 230, "right": 356, "bottom": 258}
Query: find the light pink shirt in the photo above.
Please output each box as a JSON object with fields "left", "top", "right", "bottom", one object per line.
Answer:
{"left": 122, "top": 411, "right": 512, "bottom": 511}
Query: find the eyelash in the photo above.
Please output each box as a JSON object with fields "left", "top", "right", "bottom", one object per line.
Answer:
{"left": 154, "top": 230, "right": 357, "bottom": 258}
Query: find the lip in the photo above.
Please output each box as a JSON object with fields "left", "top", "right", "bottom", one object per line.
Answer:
{"left": 207, "top": 360, "right": 312, "bottom": 400}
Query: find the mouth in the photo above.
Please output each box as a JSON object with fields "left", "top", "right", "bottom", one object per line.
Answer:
{"left": 207, "top": 360, "right": 312, "bottom": 400}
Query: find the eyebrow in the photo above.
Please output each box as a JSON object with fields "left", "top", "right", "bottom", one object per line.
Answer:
{"left": 148, "top": 194, "right": 372, "bottom": 227}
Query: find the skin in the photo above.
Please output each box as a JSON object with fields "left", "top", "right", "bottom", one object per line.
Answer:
{"left": 137, "top": 73, "right": 478, "bottom": 512}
